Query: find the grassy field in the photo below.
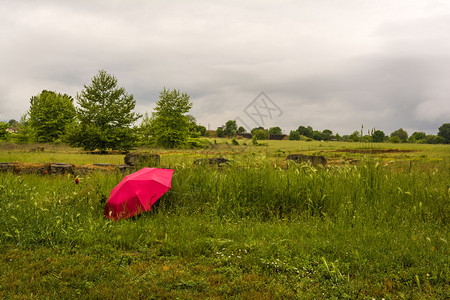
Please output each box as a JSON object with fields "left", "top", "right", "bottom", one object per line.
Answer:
{"left": 0, "top": 140, "right": 449, "bottom": 299}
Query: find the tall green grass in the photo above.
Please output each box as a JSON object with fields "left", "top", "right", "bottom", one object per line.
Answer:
{"left": 0, "top": 153, "right": 449, "bottom": 298}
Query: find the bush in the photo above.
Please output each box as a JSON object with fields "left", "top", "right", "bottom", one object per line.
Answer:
{"left": 389, "top": 136, "right": 402, "bottom": 143}
{"left": 288, "top": 130, "right": 300, "bottom": 140}
{"left": 185, "top": 138, "right": 211, "bottom": 149}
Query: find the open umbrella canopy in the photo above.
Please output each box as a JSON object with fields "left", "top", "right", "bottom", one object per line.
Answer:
{"left": 105, "top": 168, "right": 174, "bottom": 220}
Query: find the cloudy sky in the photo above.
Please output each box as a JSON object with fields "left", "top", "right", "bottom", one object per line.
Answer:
{"left": 1, "top": 0, "right": 449, "bottom": 135}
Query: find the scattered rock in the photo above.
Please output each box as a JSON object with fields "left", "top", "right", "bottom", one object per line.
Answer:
{"left": 49, "top": 163, "right": 74, "bottom": 175}
{"left": 93, "top": 163, "right": 115, "bottom": 167}
{"left": 286, "top": 154, "right": 327, "bottom": 166}
{"left": 194, "top": 157, "right": 230, "bottom": 166}
{"left": 30, "top": 147, "right": 44, "bottom": 152}
{"left": 124, "top": 153, "right": 160, "bottom": 167}
{"left": 0, "top": 162, "right": 18, "bottom": 172}
{"left": 118, "top": 164, "right": 135, "bottom": 174}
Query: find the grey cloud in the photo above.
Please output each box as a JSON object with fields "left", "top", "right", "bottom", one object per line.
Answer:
{"left": 1, "top": 0, "right": 449, "bottom": 136}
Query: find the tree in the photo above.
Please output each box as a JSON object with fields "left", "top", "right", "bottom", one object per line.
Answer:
{"left": 253, "top": 129, "right": 268, "bottom": 140}
{"left": 27, "top": 90, "right": 75, "bottom": 143}
{"left": 268, "top": 126, "right": 282, "bottom": 135}
{"left": 237, "top": 126, "right": 246, "bottom": 134}
{"left": 216, "top": 127, "right": 224, "bottom": 137}
{"left": 322, "top": 129, "right": 333, "bottom": 141}
{"left": 390, "top": 128, "right": 408, "bottom": 143}
{"left": 251, "top": 127, "right": 265, "bottom": 134}
{"left": 348, "top": 131, "right": 361, "bottom": 142}
{"left": 289, "top": 130, "right": 300, "bottom": 140}
{"left": 67, "top": 70, "right": 141, "bottom": 151}
{"left": 186, "top": 115, "right": 206, "bottom": 138}
{"left": 152, "top": 88, "right": 193, "bottom": 148}
{"left": 8, "top": 119, "right": 19, "bottom": 128}
{"left": 409, "top": 132, "right": 426, "bottom": 143}
{"left": 438, "top": 123, "right": 450, "bottom": 144}
{"left": 297, "top": 125, "right": 313, "bottom": 138}
{"left": 424, "top": 134, "right": 445, "bottom": 144}
{"left": 138, "top": 111, "right": 156, "bottom": 146}
{"left": 0, "top": 122, "right": 9, "bottom": 140}
{"left": 223, "top": 120, "right": 237, "bottom": 137}
{"left": 372, "top": 130, "right": 386, "bottom": 143}
{"left": 312, "top": 130, "right": 323, "bottom": 141}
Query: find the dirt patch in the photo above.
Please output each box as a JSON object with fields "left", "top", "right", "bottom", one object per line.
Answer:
{"left": 334, "top": 149, "right": 416, "bottom": 154}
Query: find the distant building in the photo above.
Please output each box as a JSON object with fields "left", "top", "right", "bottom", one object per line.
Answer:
{"left": 6, "top": 128, "right": 18, "bottom": 133}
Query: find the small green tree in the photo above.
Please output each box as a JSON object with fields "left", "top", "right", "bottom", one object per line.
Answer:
{"left": 268, "top": 126, "right": 282, "bottom": 135}
{"left": 348, "top": 131, "right": 361, "bottom": 142}
{"left": 237, "top": 126, "right": 246, "bottom": 134}
{"left": 152, "top": 88, "right": 193, "bottom": 148}
{"left": 390, "top": 128, "right": 408, "bottom": 143}
{"left": 216, "top": 127, "right": 224, "bottom": 137}
{"left": 389, "top": 136, "right": 402, "bottom": 143}
{"left": 321, "top": 129, "right": 333, "bottom": 141}
{"left": 27, "top": 90, "right": 75, "bottom": 143}
{"left": 253, "top": 129, "right": 268, "bottom": 140}
{"left": 409, "top": 132, "right": 426, "bottom": 143}
{"left": 312, "top": 130, "right": 323, "bottom": 141}
{"left": 438, "top": 123, "right": 450, "bottom": 144}
{"left": 67, "top": 70, "right": 141, "bottom": 151}
{"left": 372, "top": 130, "right": 386, "bottom": 143}
{"left": 224, "top": 120, "right": 237, "bottom": 137}
{"left": 0, "top": 122, "right": 9, "bottom": 140}
{"left": 138, "top": 111, "right": 156, "bottom": 146}
{"left": 297, "top": 125, "right": 313, "bottom": 138}
{"left": 289, "top": 130, "right": 300, "bottom": 140}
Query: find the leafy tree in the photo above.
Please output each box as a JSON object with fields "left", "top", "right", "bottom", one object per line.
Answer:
{"left": 438, "top": 123, "right": 450, "bottom": 144}
{"left": 224, "top": 120, "right": 237, "bottom": 137}
{"left": 372, "top": 130, "right": 386, "bottom": 143}
{"left": 237, "top": 126, "right": 246, "bottom": 134}
{"left": 8, "top": 119, "right": 19, "bottom": 128}
{"left": 390, "top": 128, "right": 408, "bottom": 143}
{"left": 348, "top": 131, "right": 361, "bottom": 142}
{"left": 27, "top": 90, "right": 75, "bottom": 143}
{"left": 268, "top": 127, "right": 282, "bottom": 135}
{"left": 321, "top": 129, "right": 333, "bottom": 141}
{"left": 424, "top": 134, "right": 444, "bottom": 144}
{"left": 13, "top": 115, "right": 33, "bottom": 143}
{"left": 297, "top": 125, "right": 313, "bottom": 138}
{"left": 389, "top": 136, "right": 402, "bottom": 143}
{"left": 253, "top": 129, "right": 268, "bottom": 140}
{"left": 152, "top": 88, "right": 193, "bottom": 148}
{"left": 289, "top": 130, "right": 300, "bottom": 140}
{"left": 409, "top": 132, "right": 426, "bottom": 143}
{"left": 0, "top": 122, "right": 9, "bottom": 140}
{"left": 216, "top": 127, "right": 224, "bottom": 137}
{"left": 186, "top": 115, "right": 206, "bottom": 138}
{"left": 251, "top": 127, "right": 265, "bottom": 134}
{"left": 191, "top": 124, "right": 206, "bottom": 137}
{"left": 312, "top": 130, "right": 323, "bottom": 141}
{"left": 138, "top": 111, "right": 156, "bottom": 146}
{"left": 66, "top": 70, "right": 141, "bottom": 151}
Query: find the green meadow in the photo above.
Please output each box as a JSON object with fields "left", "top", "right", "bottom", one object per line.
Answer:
{"left": 0, "top": 140, "right": 449, "bottom": 299}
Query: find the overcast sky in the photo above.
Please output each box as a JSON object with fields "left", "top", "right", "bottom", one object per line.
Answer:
{"left": 1, "top": 0, "right": 449, "bottom": 135}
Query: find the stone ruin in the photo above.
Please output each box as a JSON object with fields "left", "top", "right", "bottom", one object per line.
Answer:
{"left": 0, "top": 153, "right": 161, "bottom": 176}
{"left": 124, "top": 153, "right": 160, "bottom": 167}
{"left": 193, "top": 157, "right": 230, "bottom": 167}
{"left": 286, "top": 154, "right": 327, "bottom": 166}
{"left": 0, "top": 162, "right": 74, "bottom": 175}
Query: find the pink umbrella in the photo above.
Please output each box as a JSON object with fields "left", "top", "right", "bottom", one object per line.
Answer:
{"left": 105, "top": 168, "right": 174, "bottom": 220}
